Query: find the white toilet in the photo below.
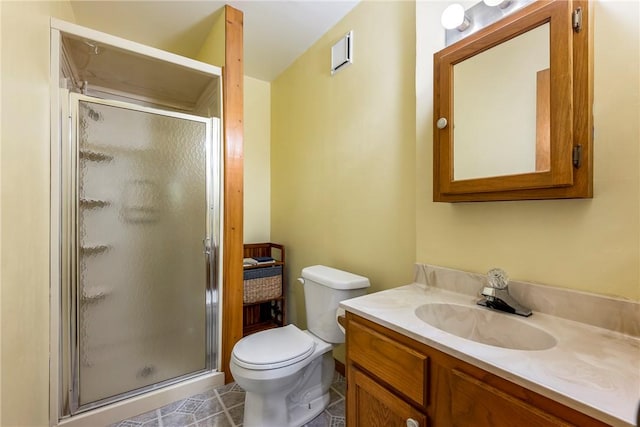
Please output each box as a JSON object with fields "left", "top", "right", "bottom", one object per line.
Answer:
{"left": 230, "top": 265, "right": 370, "bottom": 427}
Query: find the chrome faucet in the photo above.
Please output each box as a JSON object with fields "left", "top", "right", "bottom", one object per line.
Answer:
{"left": 477, "top": 268, "right": 532, "bottom": 317}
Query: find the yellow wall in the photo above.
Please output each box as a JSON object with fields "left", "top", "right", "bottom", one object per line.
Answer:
{"left": 195, "top": 7, "right": 225, "bottom": 68}
{"left": 416, "top": 1, "right": 639, "bottom": 301}
{"left": 0, "top": 1, "right": 637, "bottom": 425}
{"left": 196, "top": 12, "right": 272, "bottom": 244}
{"left": 1, "top": 1, "right": 75, "bottom": 425}
{"left": 244, "top": 76, "right": 271, "bottom": 243}
{"left": 271, "top": 0, "right": 417, "bottom": 331}
{"left": 269, "top": 0, "right": 638, "bottom": 362}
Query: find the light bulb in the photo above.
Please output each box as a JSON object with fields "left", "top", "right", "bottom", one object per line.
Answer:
{"left": 441, "top": 4, "right": 471, "bottom": 31}
{"left": 483, "top": 0, "right": 512, "bottom": 8}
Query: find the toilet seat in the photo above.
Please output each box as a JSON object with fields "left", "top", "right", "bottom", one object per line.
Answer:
{"left": 233, "top": 325, "right": 316, "bottom": 370}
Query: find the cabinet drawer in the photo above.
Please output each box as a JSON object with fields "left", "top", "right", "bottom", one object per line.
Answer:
{"left": 349, "top": 320, "right": 428, "bottom": 407}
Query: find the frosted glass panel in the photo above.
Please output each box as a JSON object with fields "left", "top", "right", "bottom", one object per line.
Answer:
{"left": 77, "top": 101, "right": 208, "bottom": 406}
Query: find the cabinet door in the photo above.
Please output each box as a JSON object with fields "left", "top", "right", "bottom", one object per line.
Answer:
{"left": 348, "top": 367, "right": 428, "bottom": 427}
{"left": 450, "top": 369, "right": 572, "bottom": 427}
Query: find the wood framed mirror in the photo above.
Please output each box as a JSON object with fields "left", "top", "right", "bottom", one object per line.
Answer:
{"left": 433, "top": 0, "right": 592, "bottom": 202}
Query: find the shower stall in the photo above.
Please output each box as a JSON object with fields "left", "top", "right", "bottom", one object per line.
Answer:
{"left": 51, "top": 20, "right": 224, "bottom": 423}
{"left": 70, "top": 96, "right": 216, "bottom": 411}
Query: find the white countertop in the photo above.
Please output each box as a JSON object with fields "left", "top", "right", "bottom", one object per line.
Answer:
{"left": 340, "top": 283, "right": 640, "bottom": 426}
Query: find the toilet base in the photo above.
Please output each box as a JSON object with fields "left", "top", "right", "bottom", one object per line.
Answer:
{"left": 243, "top": 389, "right": 330, "bottom": 427}
{"left": 241, "top": 351, "right": 335, "bottom": 427}
{"left": 288, "top": 391, "right": 330, "bottom": 427}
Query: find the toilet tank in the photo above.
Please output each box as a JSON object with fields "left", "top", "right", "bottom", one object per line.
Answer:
{"left": 301, "top": 265, "right": 370, "bottom": 344}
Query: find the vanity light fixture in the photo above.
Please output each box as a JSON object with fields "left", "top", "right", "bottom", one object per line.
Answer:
{"left": 443, "top": 0, "right": 535, "bottom": 46}
{"left": 441, "top": 4, "right": 471, "bottom": 32}
{"left": 483, "top": 0, "right": 512, "bottom": 9}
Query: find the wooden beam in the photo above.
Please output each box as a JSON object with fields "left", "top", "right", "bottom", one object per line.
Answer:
{"left": 221, "top": 4, "right": 244, "bottom": 384}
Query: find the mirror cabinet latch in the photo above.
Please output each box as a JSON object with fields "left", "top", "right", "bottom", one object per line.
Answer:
{"left": 573, "top": 145, "right": 583, "bottom": 168}
{"left": 436, "top": 117, "right": 448, "bottom": 129}
{"left": 572, "top": 7, "right": 582, "bottom": 33}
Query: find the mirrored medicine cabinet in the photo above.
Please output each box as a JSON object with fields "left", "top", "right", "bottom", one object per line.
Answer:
{"left": 433, "top": 0, "right": 593, "bottom": 202}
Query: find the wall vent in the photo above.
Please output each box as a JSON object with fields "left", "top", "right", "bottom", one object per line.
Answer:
{"left": 331, "top": 31, "right": 353, "bottom": 75}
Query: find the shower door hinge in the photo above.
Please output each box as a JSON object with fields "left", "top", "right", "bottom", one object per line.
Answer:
{"left": 572, "top": 145, "right": 583, "bottom": 168}
{"left": 572, "top": 7, "right": 583, "bottom": 33}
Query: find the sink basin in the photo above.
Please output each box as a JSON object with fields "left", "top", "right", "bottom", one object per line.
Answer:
{"left": 414, "top": 303, "right": 556, "bottom": 351}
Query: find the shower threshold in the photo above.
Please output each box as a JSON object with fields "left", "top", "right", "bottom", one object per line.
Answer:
{"left": 58, "top": 372, "right": 223, "bottom": 427}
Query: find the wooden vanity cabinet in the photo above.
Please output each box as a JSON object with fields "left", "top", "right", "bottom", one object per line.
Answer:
{"left": 344, "top": 313, "right": 608, "bottom": 427}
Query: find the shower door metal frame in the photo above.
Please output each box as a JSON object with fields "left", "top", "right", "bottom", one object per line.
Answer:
{"left": 62, "top": 93, "right": 220, "bottom": 415}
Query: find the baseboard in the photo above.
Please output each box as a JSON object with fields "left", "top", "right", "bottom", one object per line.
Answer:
{"left": 334, "top": 358, "right": 345, "bottom": 376}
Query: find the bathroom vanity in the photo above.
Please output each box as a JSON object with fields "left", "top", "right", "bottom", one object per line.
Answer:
{"left": 341, "top": 266, "right": 639, "bottom": 427}
{"left": 345, "top": 312, "right": 606, "bottom": 426}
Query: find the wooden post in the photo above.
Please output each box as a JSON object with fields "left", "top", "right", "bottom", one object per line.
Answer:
{"left": 221, "top": 4, "right": 244, "bottom": 384}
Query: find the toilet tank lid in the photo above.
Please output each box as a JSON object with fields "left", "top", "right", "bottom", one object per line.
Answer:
{"left": 301, "top": 265, "right": 370, "bottom": 290}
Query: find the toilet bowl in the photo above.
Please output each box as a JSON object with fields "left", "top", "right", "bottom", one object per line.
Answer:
{"left": 230, "top": 265, "right": 370, "bottom": 427}
{"left": 231, "top": 326, "right": 334, "bottom": 427}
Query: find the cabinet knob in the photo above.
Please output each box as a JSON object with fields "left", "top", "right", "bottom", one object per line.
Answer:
{"left": 436, "top": 117, "right": 448, "bottom": 129}
{"left": 406, "top": 418, "right": 420, "bottom": 427}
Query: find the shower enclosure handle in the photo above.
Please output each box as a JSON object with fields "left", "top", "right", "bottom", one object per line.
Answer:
{"left": 203, "top": 238, "right": 212, "bottom": 256}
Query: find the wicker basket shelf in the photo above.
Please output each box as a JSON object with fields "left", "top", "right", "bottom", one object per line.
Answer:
{"left": 243, "top": 265, "right": 282, "bottom": 303}
{"left": 242, "top": 243, "right": 286, "bottom": 336}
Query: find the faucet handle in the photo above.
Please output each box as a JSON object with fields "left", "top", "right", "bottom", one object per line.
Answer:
{"left": 481, "top": 286, "right": 498, "bottom": 298}
{"left": 479, "top": 277, "right": 533, "bottom": 317}
{"left": 487, "top": 268, "right": 509, "bottom": 289}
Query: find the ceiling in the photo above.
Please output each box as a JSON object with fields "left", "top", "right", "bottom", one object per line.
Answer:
{"left": 70, "top": 1, "right": 360, "bottom": 82}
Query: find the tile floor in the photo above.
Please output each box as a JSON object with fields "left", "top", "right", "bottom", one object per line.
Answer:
{"left": 110, "top": 371, "right": 346, "bottom": 427}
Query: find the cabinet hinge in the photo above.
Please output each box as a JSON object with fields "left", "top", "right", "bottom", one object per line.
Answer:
{"left": 572, "top": 145, "right": 583, "bottom": 168}
{"left": 572, "top": 7, "right": 582, "bottom": 33}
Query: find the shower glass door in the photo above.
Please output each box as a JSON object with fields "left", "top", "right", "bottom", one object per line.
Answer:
{"left": 69, "top": 94, "right": 217, "bottom": 412}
